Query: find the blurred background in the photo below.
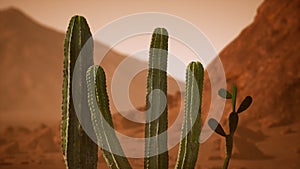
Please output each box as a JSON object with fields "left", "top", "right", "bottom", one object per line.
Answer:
{"left": 0, "top": 0, "right": 299, "bottom": 168}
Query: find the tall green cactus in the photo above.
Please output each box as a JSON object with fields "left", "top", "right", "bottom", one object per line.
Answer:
{"left": 86, "top": 65, "right": 132, "bottom": 169}
{"left": 175, "top": 62, "right": 204, "bottom": 169}
{"left": 61, "top": 15, "right": 98, "bottom": 169}
{"left": 144, "top": 27, "right": 169, "bottom": 169}
{"left": 61, "top": 17, "right": 253, "bottom": 169}
{"left": 209, "top": 86, "right": 253, "bottom": 169}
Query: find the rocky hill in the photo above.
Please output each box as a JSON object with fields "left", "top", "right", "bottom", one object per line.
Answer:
{"left": 204, "top": 0, "right": 300, "bottom": 128}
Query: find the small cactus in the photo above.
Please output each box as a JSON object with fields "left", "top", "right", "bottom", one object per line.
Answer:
{"left": 208, "top": 86, "right": 253, "bottom": 169}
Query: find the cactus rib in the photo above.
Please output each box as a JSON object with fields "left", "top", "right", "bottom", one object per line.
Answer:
{"left": 61, "top": 15, "right": 98, "bottom": 169}
{"left": 86, "top": 65, "right": 132, "bottom": 169}
{"left": 144, "top": 27, "right": 169, "bottom": 169}
{"left": 175, "top": 62, "right": 204, "bottom": 169}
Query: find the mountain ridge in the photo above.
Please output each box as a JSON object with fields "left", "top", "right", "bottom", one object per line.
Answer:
{"left": 0, "top": 7, "right": 182, "bottom": 127}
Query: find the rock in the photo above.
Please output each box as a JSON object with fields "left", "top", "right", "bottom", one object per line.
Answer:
{"left": 25, "top": 127, "right": 59, "bottom": 153}
{"left": 281, "top": 127, "right": 297, "bottom": 135}
{"left": 236, "top": 126, "right": 267, "bottom": 142}
{"left": 232, "top": 136, "right": 272, "bottom": 160}
{"left": 0, "top": 141, "right": 20, "bottom": 154}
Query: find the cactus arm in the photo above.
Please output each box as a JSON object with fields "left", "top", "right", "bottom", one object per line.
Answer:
{"left": 144, "top": 28, "right": 169, "bottom": 169}
{"left": 231, "top": 85, "right": 237, "bottom": 112}
{"left": 237, "top": 96, "right": 253, "bottom": 113}
{"left": 86, "top": 65, "right": 132, "bottom": 169}
{"left": 218, "top": 88, "right": 232, "bottom": 99}
{"left": 61, "top": 15, "right": 98, "bottom": 169}
{"left": 208, "top": 118, "right": 226, "bottom": 137}
{"left": 175, "top": 62, "right": 204, "bottom": 169}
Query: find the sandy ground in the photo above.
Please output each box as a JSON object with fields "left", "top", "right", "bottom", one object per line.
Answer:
{"left": 0, "top": 110, "right": 299, "bottom": 169}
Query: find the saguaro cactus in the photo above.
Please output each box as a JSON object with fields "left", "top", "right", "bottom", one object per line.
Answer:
{"left": 61, "top": 16, "right": 253, "bottom": 168}
{"left": 61, "top": 16, "right": 98, "bottom": 169}
{"left": 175, "top": 61, "right": 204, "bottom": 169}
{"left": 144, "top": 27, "right": 169, "bottom": 169}
{"left": 86, "top": 65, "right": 132, "bottom": 169}
{"left": 208, "top": 86, "right": 253, "bottom": 169}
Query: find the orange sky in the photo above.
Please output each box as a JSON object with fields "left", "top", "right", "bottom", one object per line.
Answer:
{"left": 0, "top": 0, "right": 263, "bottom": 53}
{"left": 0, "top": 0, "right": 264, "bottom": 80}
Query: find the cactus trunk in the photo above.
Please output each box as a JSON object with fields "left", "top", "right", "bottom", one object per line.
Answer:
{"left": 223, "top": 135, "right": 233, "bottom": 169}
{"left": 86, "top": 65, "right": 132, "bottom": 169}
{"left": 175, "top": 62, "right": 204, "bottom": 169}
{"left": 61, "top": 15, "right": 98, "bottom": 169}
{"left": 144, "top": 28, "right": 169, "bottom": 169}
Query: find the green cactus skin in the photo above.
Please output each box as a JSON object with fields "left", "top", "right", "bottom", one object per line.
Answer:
{"left": 209, "top": 86, "right": 252, "bottom": 169}
{"left": 61, "top": 15, "right": 98, "bottom": 169}
{"left": 175, "top": 62, "right": 204, "bottom": 169}
{"left": 231, "top": 85, "right": 237, "bottom": 112}
{"left": 223, "top": 135, "right": 233, "bottom": 169}
{"left": 86, "top": 65, "right": 132, "bottom": 169}
{"left": 144, "top": 27, "right": 169, "bottom": 169}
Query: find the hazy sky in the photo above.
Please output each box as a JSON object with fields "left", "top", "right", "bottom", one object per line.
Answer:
{"left": 0, "top": 0, "right": 264, "bottom": 80}
{"left": 0, "top": 0, "right": 263, "bottom": 51}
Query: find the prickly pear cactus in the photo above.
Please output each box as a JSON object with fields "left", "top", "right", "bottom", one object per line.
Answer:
{"left": 209, "top": 86, "right": 253, "bottom": 169}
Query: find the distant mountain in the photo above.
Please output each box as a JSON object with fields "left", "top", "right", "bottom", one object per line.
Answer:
{"left": 1, "top": 0, "right": 299, "bottom": 129}
{"left": 204, "top": 0, "right": 300, "bottom": 126}
{"left": 0, "top": 7, "right": 182, "bottom": 126}
{"left": 0, "top": 8, "right": 64, "bottom": 125}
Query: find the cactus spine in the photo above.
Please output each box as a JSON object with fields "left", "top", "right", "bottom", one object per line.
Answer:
{"left": 144, "top": 28, "right": 169, "bottom": 169}
{"left": 175, "top": 62, "right": 204, "bottom": 169}
{"left": 86, "top": 65, "right": 132, "bottom": 169}
{"left": 208, "top": 86, "right": 253, "bottom": 169}
{"left": 61, "top": 16, "right": 98, "bottom": 169}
